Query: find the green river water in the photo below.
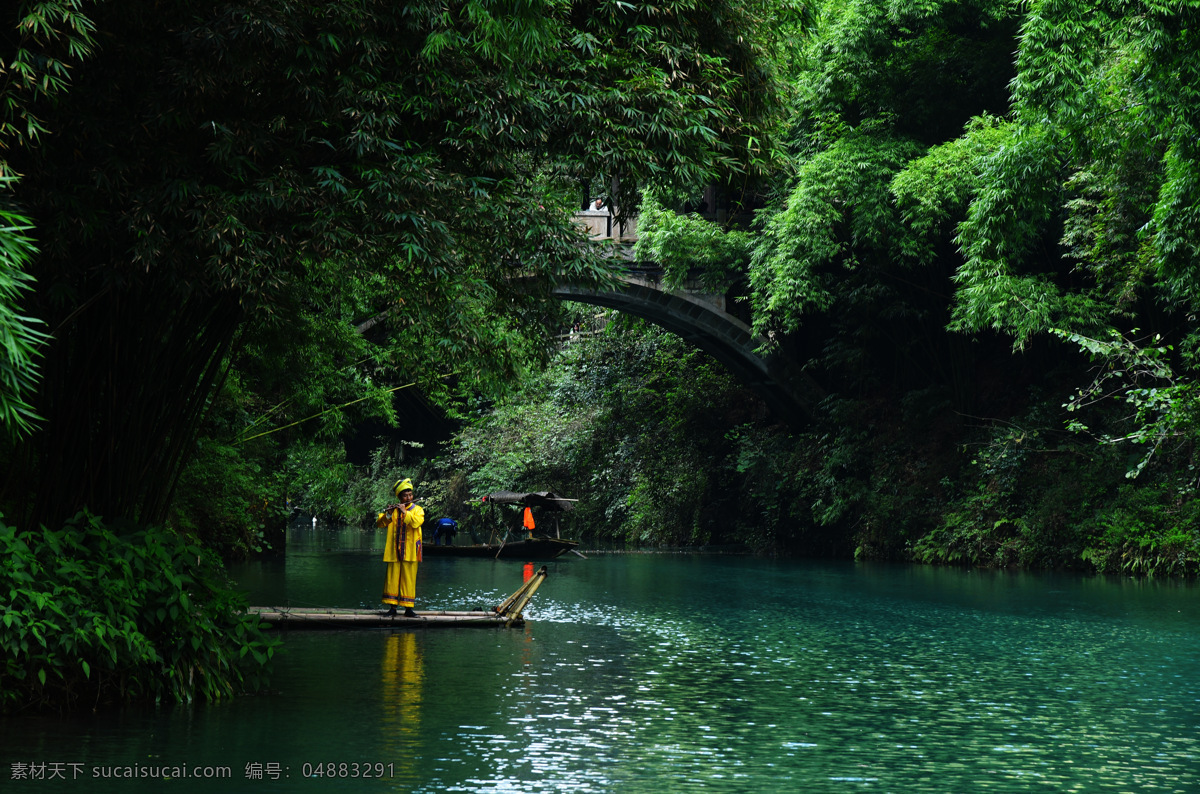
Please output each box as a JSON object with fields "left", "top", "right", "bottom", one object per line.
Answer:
{"left": 4, "top": 522, "right": 1200, "bottom": 792}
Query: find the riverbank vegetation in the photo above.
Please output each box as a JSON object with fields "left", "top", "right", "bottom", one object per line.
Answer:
{"left": 0, "top": 512, "right": 278, "bottom": 714}
{"left": 418, "top": 0, "right": 1200, "bottom": 576}
{"left": 424, "top": 315, "right": 1200, "bottom": 575}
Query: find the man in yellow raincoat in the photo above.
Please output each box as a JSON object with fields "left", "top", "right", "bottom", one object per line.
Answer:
{"left": 378, "top": 478, "right": 423, "bottom": 617}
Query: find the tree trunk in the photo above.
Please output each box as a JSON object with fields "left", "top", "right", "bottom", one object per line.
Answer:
{"left": 19, "top": 277, "right": 243, "bottom": 531}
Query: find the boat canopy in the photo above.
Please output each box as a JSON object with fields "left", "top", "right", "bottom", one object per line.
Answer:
{"left": 482, "top": 491, "right": 576, "bottom": 512}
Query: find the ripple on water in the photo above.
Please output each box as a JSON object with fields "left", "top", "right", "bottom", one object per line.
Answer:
{"left": 5, "top": 553, "right": 1199, "bottom": 793}
{"left": 453, "top": 561, "right": 1200, "bottom": 794}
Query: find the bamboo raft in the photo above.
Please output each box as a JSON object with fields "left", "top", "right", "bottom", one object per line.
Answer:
{"left": 252, "top": 565, "right": 548, "bottom": 630}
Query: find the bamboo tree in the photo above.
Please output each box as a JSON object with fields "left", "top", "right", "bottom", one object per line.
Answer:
{"left": 0, "top": 1, "right": 98, "bottom": 444}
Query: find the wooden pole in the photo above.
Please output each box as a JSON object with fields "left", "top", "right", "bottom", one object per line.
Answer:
{"left": 506, "top": 567, "right": 548, "bottom": 628}
{"left": 493, "top": 568, "right": 542, "bottom": 616}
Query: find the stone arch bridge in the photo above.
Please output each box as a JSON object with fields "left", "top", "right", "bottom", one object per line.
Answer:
{"left": 557, "top": 209, "right": 822, "bottom": 423}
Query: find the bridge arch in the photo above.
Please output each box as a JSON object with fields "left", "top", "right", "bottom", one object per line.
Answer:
{"left": 552, "top": 270, "right": 822, "bottom": 424}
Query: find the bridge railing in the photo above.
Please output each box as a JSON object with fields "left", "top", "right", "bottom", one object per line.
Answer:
{"left": 575, "top": 210, "right": 637, "bottom": 242}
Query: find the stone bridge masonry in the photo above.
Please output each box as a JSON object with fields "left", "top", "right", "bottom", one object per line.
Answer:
{"left": 556, "top": 210, "right": 823, "bottom": 424}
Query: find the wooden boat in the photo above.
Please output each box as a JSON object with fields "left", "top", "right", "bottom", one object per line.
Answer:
{"left": 427, "top": 490, "right": 583, "bottom": 560}
{"left": 253, "top": 566, "right": 548, "bottom": 630}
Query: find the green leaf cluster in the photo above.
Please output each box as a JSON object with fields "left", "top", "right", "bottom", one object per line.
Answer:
{"left": 0, "top": 0, "right": 97, "bottom": 150}
{"left": 737, "top": 0, "right": 1200, "bottom": 498}
{"left": 633, "top": 190, "right": 755, "bottom": 289}
{"left": 751, "top": 132, "right": 926, "bottom": 336}
{"left": 0, "top": 1, "right": 98, "bottom": 444}
{"left": 951, "top": 2, "right": 1200, "bottom": 340}
{"left": 0, "top": 189, "right": 44, "bottom": 440}
{"left": 0, "top": 511, "right": 278, "bottom": 713}
{"left": 1081, "top": 482, "right": 1200, "bottom": 576}
{"left": 747, "top": 0, "right": 1022, "bottom": 335}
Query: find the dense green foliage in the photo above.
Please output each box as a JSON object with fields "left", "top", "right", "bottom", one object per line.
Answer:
{"left": 145, "top": 0, "right": 1200, "bottom": 579}
{"left": 0, "top": 0, "right": 790, "bottom": 713}
{"left": 725, "top": 0, "right": 1200, "bottom": 572}
{"left": 0, "top": 193, "right": 43, "bottom": 441}
{"left": 0, "top": 511, "right": 277, "bottom": 713}
{"left": 424, "top": 0, "right": 1200, "bottom": 577}
{"left": 634, "top": 190, "right": 755, "bottom": 289}
{"left": 0, "top": 1, "right": 96, "bottom": 442}
{"left": 433, "top": 319, "right": 754, "bottom": 545}
{"left": 0, "top": 0, "right": 777, "bottom": 534}
{"left": 432, "top": 314, "right": 1200, "bottom": 574}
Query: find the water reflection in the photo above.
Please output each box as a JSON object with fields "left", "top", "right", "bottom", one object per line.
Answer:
{"left": 378, "top": 633, "right": 423, "bottom": 781}
{"left": 5, "top": 533, "right": 1200, "bottom": 793}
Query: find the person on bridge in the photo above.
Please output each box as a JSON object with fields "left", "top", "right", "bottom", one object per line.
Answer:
{"left": 377, "top": 478, "right": 423, "bottom": 618}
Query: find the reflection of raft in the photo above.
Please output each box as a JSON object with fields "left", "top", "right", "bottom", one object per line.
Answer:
{"left": 252, "top": 566, "right": 548, "bottom": 630}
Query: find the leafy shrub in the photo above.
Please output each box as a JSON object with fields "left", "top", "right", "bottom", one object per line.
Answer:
{"left": 728, "top": 424, "right": 819, "bottom": 554}
{"left": 0, "top": 189, "right": 46, "bottom": 442}
{"left": 1, "top": 511, "right": 278, "bottom": 713}
{"left": 1081, "top": 484, "right": 1200, "bottom": 576}
{"left": 634, "top": 190, "right": 754, "bottom": 289}
{"left": 170, "top": 435, "right": 276, "bottom": 558}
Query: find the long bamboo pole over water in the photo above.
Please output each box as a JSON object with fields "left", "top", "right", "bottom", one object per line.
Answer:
{"left": 492, "top": 565, "right": 548, "bottom": 618}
